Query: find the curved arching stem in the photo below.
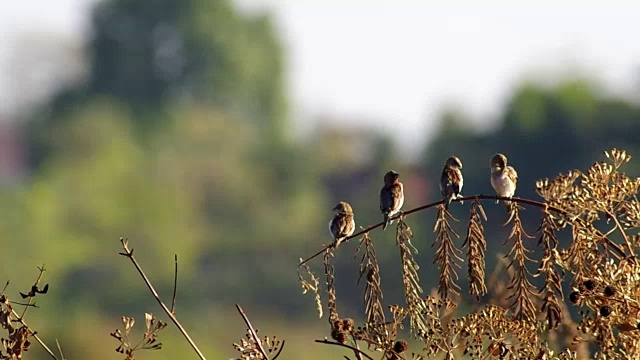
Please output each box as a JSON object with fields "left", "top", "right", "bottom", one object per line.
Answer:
{"left": 298, "top": 194, "right": 628, "bottom": 268}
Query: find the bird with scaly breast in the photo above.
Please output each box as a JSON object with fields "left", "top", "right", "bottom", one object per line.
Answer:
{"left": 490, "top": 153, "right": 518, "bottom": 208}
{"left": 380, "top": 170, "right": 404, "bottom": 230}
{"left": 329, "top": 201, "right": 355, "bottom": 248}
{"left": 440, "top": 156, "right": 464, "bottom": 210}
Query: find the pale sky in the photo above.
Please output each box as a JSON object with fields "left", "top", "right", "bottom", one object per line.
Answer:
{"left": 2, "top": 0, "right": 640, "bottom": 158}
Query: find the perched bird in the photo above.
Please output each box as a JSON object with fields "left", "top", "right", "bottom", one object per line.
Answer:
{"left": 490, "top": 153, "right": 518, "bottom": 208}
{"left": 380, "top": 170, "right": 404, "bottom": 230}
{"left": 329, "top": 201, "right": 356, "bottom": 248}
{"left": 440, "top": 156, "right": 464, "bottom": 210}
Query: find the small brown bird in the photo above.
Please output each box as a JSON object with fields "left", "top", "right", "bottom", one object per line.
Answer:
{"left": 490, "top": 153, "right": 518, "bottom": 208}
{"left": 380, "top": 170, "right": 404, "bottom": 230}
{"left": 440, "top": 156, "right": 464, "bottom": 210}
{"left": 329, "top": 201, "right": 355, "bottom": 248}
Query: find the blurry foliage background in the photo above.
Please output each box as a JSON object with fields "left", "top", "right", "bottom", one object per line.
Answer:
{"left": 1, "top": 0, "right": 640, "bottom": 358}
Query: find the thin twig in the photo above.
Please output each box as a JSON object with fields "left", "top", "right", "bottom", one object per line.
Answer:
{"left": 272, "top": 340, "right": 286, "bottom": 360}
{"left": 171, "top": 254, "right": 178, "bottom": 314}
{"left": 606, "top": 210, "right": 636, "bottom": 257}
{"left": 235, "top": 304, "right": 270, "bottom": 359}
{"left": 298, "top": 194, "right": 627, "bottom": 267}
{"left": 19, "top": 264, "right": 46, "bottom": 319}
{"left": 314, "top": 339, "right": 374, "bottom": 360}
{"left": 55, "top": 339, "right": 66, "bottom": 360}
{"left": 118, "top": 238, "right": 207, "bottom": 360}
{"left": 350, "top": 333, "right": 364, "bottom": 360}
{"left": 9, "top": 265, "right": 58, "bottom": 360}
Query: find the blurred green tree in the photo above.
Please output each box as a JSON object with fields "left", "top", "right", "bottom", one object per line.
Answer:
{"left": 421, "top": 77, "right": 640, "bottom": 297}
{"left": 24, "top": 0, "right": 287, "bottom": 168}
{"left": 425, "top": 78, "right": 640, "bottom": 202}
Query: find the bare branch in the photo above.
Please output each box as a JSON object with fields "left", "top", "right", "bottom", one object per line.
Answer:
{"left": 118, "top": 238, "right": 207, "bottom": 360}
{"left": 55, "top": 339, "right": 66, "bottom": 360}
{"left": 314, "top": 339, "right": 374, "bottom": 360}
{"left": 299, "top": 194, "right": 628, "bottom": 268}
{"left": 235, "top": 304, "right": 271, "bottom": 360}
{"left": 9, "top": 310, "right": 58, "bottom": 360}
{"left": 171, "top": 254, "right": 178, "bottom": 314}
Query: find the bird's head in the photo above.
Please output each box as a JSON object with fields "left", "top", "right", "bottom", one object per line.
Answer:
{"left": 490, "top": 153, "right": 508, "bottom": 171}
{"left": 383, "top": 170, "right": 400, "bottom": 185}
{"left": 333, "top": 201, "right": 353, "bottom": 215}
{"left": 445, "top": 156, "right": 463, "bottom": 169}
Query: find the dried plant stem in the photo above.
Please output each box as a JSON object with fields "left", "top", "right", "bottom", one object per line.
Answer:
{"left": 464, "top": 200, "right": 488, "bottom": 300}
{"left": 19, "top": 264, "right": 46, "bottom": 319}
{"left": 504, "top": 205, "right": 537, "bottom": 322}
{"left": 118, "top": 238, "right": 207, "bottom": 360}
{"left": 171, "top": 254, "right": 178, "bottom": 314}
{"left": 235, "top": 304, "right": 271, "bottom": 360}
{"left": 536, "top": 208, "right": 563, "bottom": 330}
{"left": 10, "top": 265, "right": 58, "bottom": 360}
{"left": 55, "top": 339, "right": 66, "bottom": 360}
{"left": 324, "top": 250, "right": 339, "bottom": 324}
{"left": 396, "top": 219, "right": 427, "bottom": 336}
{"left": 297, "top": 263, "right": 323, "bottom": 318}
{"left": 355, "top": 233, "right": 385, "bottom": 326}
{"left": 606, "top": 210, "right": 635, "bottom": 256}
{"left": 298, "top": 194, "right": 627, "bottom": 267}
{"left": 9, "top": 309, "right": 58, "bottom": 360}
{"left": 272, "top": 342, "right": 286, "bottom": 360}
{"left": 350, "top": 334, "right": 364, "bottom": 360}
{"left": 433, "top": 205, "right": 463, "bottom": 300}
{"left": 314, "top": 339, "right": 374, "bottom": 360}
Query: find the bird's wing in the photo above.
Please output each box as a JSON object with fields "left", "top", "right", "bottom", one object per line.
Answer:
{"left": 331, "top": 215, "right": 353, "bottom": 238}
{"left": 441, "top": 166, "right": 462, "bottom": 196}
{"left": 344, "top": 215, "right": 355, "bottom": 237}
{"left": 380, "top": 186, "right": 393, "bottom": 213}
{"left": 329, "top": 217, "right": 340, "bottom": 238}
{"left": 391, "top": 183, "right": 404, "bottom": 211}
{"left": 506, "top": 166, "right": 518, "bottom": 184}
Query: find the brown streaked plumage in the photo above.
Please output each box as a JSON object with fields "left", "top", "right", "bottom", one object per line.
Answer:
{"left": 380, "top": 170, "right": 404, "bottom": 230}
{"left": 490, "top": 153, "right": 518, "bottom": 208}
{"left": 329, "top": 201, "right": 355, "bottom": 248}
{"left": 440, "top": 156, "right": 464, "bottom": 210}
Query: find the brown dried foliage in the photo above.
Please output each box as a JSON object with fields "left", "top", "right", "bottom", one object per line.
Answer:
{"left": 110, "top": 313, "right": 167, "bottom": 360}
{"left": 536, "top": 208, "right": 564, "bottom": 330}
{"left": 299, "top": 148, "right": 640, "bottom": 359}
{"left": 355, "top": 233, "right": 386, "bottom": 329}
{"left": 233, "top": 329, "right": 284, "bottom": 360}
{"left": 298, "top": 262, "right": 323, "bottom": 319}
{"left": 396, "top": 218, "right": 428, "bottom": 338}
{"left": 433, "top": 205, "right": 464, "bottom": 300}
{"left": 464, "top": 199, "right": 488, "bottom": 300}
{"left": 503, "top": 203, "right": 537, "bottom": 322}
{"left": 0, "top": 266, "right": 57, "bottom": 360}
{"left": 324, "top": 250, "right": 339, "bottom": 324}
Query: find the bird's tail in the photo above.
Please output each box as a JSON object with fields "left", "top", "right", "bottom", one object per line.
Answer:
{"left": 382, "top": 214, "right": 390, "bottom": 230}
{"left": 445, "top": 194, "right": 463, "bottom": 210}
